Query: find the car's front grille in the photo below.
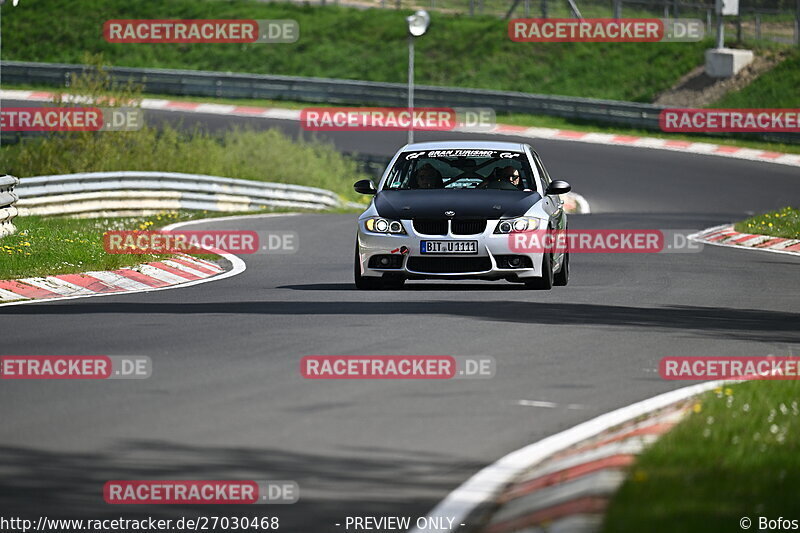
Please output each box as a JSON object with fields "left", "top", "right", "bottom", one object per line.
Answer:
{"left": 451, "top": 219, "right": 487, "bottom": 235}
{"left": 407, "top": 256, "right": 492, "bottom": 273}
{"left": 413, "top": 219, "right": 447, "bottom": 235}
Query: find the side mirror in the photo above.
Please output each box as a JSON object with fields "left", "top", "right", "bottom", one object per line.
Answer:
{"left": 546, "top": 180, "right": 571, "bottom": 195}
{"left": 354, "top": 179, "right": 377, "bottom": 195}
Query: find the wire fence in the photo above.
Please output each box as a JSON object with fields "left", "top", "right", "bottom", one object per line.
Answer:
{"left": 274, "top": 0, "right": 800, "bottom": 44}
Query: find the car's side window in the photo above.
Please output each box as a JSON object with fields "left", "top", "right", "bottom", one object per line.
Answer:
{"left": 531, "top": 151, "right": 552, "bottom": 188}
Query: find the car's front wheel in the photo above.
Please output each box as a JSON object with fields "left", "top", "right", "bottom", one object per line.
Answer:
{"left": 354, "top": 244, "right": 384, "bottom": 290}
{"left": 524, "top": 252, "right": 554, "bottom": 290}
{"left": 554, "top": 252, "right": 569, "bottom": 286}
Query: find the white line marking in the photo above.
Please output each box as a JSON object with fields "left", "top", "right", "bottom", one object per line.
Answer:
{"left": 137, "top": 264, "right": 194, "bottom": 285}
{"left": 0, "top": 287, "right": 29, "bottom": 302}
{"left": 162, "top": 259, "right": 211, "bottom": 278}
{"left": 84, "top": 270, "right": 154, "bottom": 291}
{"left": 17, "top": 277, "right": 96, "bottom": 296}
{"left": 407, "top": 380, "right": 726, "bottom": 533}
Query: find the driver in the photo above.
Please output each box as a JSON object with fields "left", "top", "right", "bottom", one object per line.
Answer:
{"left": 414, "top": 164, "right": 444, "bottom": 189}
{"left": 497, "top": 166, "right": 523, "bottom": 189}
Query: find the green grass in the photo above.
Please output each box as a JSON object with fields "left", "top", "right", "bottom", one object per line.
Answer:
{"left": 715, "top": 50, "right": 800, "bottom": 109}
{"left": 1, "top": 125, "right": 365, "bottom": 203}
{"left": 602, "top": 380, "right": 800, "bottom": 533}
{"left": 0, "top": 212, "right": 206, "bottom": 280}
{"left": 1, "top": 0, "right": 719, "bottom": 102}
{"left": 734, "top": 206, "right": 800, "bottom": 239}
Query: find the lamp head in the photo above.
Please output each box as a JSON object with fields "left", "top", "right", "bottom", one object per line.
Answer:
{"left": 406, "top": 10, "right": 430, "bottom": 37}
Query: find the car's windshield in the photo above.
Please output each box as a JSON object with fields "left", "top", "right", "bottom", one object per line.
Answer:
{"left": 383, "top": 149, "right": 537, "bottom": 192}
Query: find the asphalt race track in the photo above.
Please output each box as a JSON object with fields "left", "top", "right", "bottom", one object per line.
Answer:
{"left": 1, "top": 105, "right": 799, "bottom": 531}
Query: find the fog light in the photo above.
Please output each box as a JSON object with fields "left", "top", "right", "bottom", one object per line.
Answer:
{"left": 379, "top": 257, "right": 390, "bottom": 266}
{"left": 508, "top": 257, "right": 521, "bottom": 267}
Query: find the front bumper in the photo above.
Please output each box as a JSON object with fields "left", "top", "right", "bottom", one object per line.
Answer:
{"left": 356, "top": 220, "right": 545, "bottom": 280}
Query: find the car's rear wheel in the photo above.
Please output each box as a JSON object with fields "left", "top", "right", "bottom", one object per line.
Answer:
{"left": 524, "top": 252, "right": 554, "bottom": 290}
{"left": 354, "top": 244, "right": 383, "bottom": 290}
{"left": 554, "top": 251, "right": 569, "bottom": 286}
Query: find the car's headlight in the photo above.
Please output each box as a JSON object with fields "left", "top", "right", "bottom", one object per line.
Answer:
{"left": 364, "top": 217, "right": 406, "bottom": 234}
{"left": 494, "top": 217, "right": 543, "bottom": 234}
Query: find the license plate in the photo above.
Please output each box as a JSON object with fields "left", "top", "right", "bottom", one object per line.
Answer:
{"left": 420, "top": 240, "right": 478, "bottom": 254}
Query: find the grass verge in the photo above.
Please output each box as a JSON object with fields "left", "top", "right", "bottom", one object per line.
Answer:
{"left": 0, "top": 208, "right": 322, "bottom": 281}
{"left": 733, "top": 206, "right": 800, "bottom": 239}
{"left": 0, "top": 211, "right": 208, "bottom": 280}
{"left": 715, "top": 49, "right": 800, "bottom": 109}
{"left": 2, "top": 0, "right": 718, "bottom": 102}
{"left": 602, "top": 380, "right": 800, "bottom": 533}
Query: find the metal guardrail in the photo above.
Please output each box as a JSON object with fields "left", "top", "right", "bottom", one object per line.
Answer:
{"left": 0, "top": 60, "right": 667, "bottom": 129}
{"left": 0, "top": 175, "right": 20, "bottom": 237}
{"left": 14, "top": 171, "right": 342, "bottom": 217}
{"left": 2, "top": 61, "right": 797, "bottom": 143}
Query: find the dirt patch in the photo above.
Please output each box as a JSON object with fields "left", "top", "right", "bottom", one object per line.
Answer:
{"left": 653, "top": 49, "right": 791, "bottom": 107}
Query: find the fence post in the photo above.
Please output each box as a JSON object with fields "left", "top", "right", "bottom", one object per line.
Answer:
{"left": 524, "top": 0, "right": 529, "bottom": 17}
{"left": 542, "top": 0, "right": 548, "bottom": 18}
{"left": 469, "top": 0, "right": 474, "bottom": 16}
{"left": 707, "top": 9, "right": 712, "bottom": 32}
{"left": 755, "top": 13, "right": 761, "bottom": 40}
{"left": 613, "top": 0, "right": 621, "bottom": 19}
{"left": 736, "top": 16, "right": 742, "bottom": 43}
{"left": 796, "top": 0, "right": 800, "bottom": 46}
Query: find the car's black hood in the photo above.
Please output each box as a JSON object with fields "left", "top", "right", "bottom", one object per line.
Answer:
{"left": 374, "top": 189, "right": 541, "bottom": 219}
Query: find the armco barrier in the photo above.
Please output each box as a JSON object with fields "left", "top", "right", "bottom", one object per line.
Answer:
{"left": 14, "top": 172, "right": 342, "bottom": 217}
{"left": 0, "top": 60, "right": 665, "bottom": 129}
{"left": 0, "top": 175, "right": 20, "bottom": 237}
{"left": 3, "top": 61, "right": 798, "bottom": 143}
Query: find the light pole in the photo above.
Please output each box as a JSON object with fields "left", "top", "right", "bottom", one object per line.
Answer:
{"left": 405, "top": 10, "right": 429, "bottom": 145}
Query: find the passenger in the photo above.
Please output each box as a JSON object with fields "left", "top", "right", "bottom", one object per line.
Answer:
{"left": 414, "top": 164, "right": 444, "bottom": 189}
